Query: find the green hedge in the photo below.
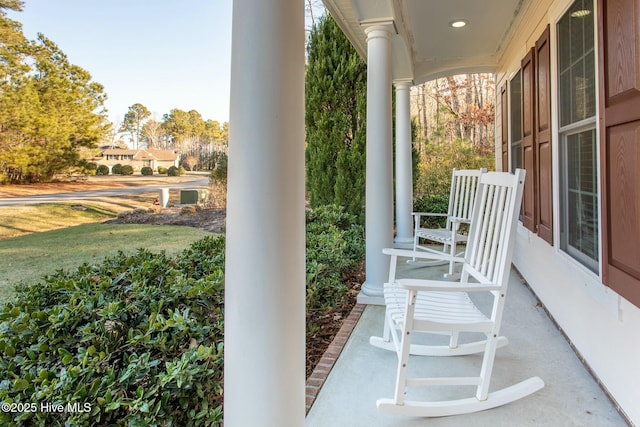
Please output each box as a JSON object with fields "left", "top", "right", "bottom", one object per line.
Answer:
{"left": 96, "top": 165, "right": 109, "bottom": 176}
{"left": 0, "top": 205, "right": 364, "bottom": 426}
{"left": 0, "top": 237, "right": 226, "bottom": 426}
{"left": 413, "top": 194, "right": 450, "bottom": 228}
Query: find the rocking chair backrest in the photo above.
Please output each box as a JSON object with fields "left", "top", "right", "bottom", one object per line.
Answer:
{"left": 446, "top": 168, "right": 486, "bottom": 229}
{"left": 462, "top": 169, "right": 526, "bottom": 287}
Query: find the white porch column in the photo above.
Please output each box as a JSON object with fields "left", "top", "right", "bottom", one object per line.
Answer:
{"left": 359, "top": 23, "right": 394, "bottom": 304}
{"left": 224, "top": 0, "right": 305, "bottom": 426}
{"left": 394, "top": 80, "right": 414, "bottom": 247}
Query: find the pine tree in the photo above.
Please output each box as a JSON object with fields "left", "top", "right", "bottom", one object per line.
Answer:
{"left": 305, "top": 14, "right": 367, "bottom": 222}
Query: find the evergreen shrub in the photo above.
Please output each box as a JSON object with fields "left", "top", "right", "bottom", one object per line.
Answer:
{"left": 111, "top": 164, "right": 123, "bottom": 175}
{"left": 413, "top": 194, "right": 450, "bottom": 228}
{"left": 0, "top": 236, "right": 226, "bottom": 426}
{"left": 167, "top": 166, "right": 179, "bottom": 176}
{"left": 157, "top": 166, "right": 168, "bottom": 175}
{"left": 96, "top": 165, "right": 109, "bottom": 176}
{"left": 0, "top": 208, "right": 364, "bottom": 426}
{"left": 140, "top": 167, "right": 153, "bottom": 176}
{"left": 305, "top": 205, "right": 364, "bottom": 312}
{"left": 120, "top": 165, "right": 134, "bottom": 175}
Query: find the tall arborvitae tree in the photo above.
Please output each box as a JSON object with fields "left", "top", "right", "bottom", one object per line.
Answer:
{"left": 305, "top": 14, "right": 367, "bottom": 223}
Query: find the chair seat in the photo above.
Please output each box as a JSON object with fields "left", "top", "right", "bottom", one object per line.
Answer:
{"left": 415, "top": 227, "right": 468, "bottom": 244}
{"left": 383, "top": 284, "right": 492, "bottom": 332}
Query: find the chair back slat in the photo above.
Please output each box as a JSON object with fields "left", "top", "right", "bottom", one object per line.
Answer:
{"left": 450, "top": 169, "right": 485, "bottom": 222}
{"left": 463, "top": 170, "right": 526, "bottom": 287}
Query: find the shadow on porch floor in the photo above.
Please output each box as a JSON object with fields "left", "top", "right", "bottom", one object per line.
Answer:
{"left": 305, "top": 258, "right": 629, "bottom": 427}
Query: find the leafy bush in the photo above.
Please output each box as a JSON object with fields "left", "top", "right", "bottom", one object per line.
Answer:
{"left": 120, "top": 165, "right": 134, "bottom": 175}
{"left": 416, "top": 139, "right": 494, "bottom": 197}
{"left": 413, "top": 193, "right": 450, "bottom": 228}
{"left": 157, "top": 166, "right": 168, "bottom": 175}
{"left": 0, "top": 209, "right": 363, "bottom": 426}
{"left": 140, "top": 166, "right": 153, "bottom": 176}
{"left": 96, "top": 165, "right": 109, "bottom": 176}
{"left": 0, "top": 236, "right": 226, "bottom": 426}
{"left": 111, "top": 163, "right": 123, "bottom": 175}
{"left": 83, "top": 162, "right": 98, "bottom": 176}
{"left": 167, "top": 166, "right": 179, "bottom": 176}
{"left": 178, "top": 166, "right": 186, "bottom": 176}
{"left": 305, "top": 205, "right": 364, "bottom": 312}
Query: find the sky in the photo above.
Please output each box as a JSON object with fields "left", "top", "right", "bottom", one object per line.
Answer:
{"left": 8, "top": 0, "right": 233, "bottom": 125}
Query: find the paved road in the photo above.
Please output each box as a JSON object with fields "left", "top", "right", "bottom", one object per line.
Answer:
{"left": 0, "top": 177, "right": 210, "bottom": 207}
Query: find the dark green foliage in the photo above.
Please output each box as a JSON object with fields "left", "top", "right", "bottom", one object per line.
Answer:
{"left": 0, "top": 33, "right": 110, "bottom": 183}
{"left": 305, "top": 15, "right": 367, "bottom": 224}
{"left": 120, "top": 165, "right": 133, "bottom": 175}
{"left": 140, "top": 166, "right": 153, "bottom": 176}
{"left": 95, "top": 165, "right": 109, "bottom": 176}
{"left": 208, "top": 151, "right": 227, "bottom": 185}
{"left": 83, "top": 162, "right": 98, "bottom": 175}
{"left": 111, "top": 163, "right": 123, "bottom": 175}
{"left": 167, "top": 166, "right": 179, "bottom": 176}
{"left": 0, "top": 236, "right": 226, "bottom": 426}
{"left": 0, "top": 209, "right": 363, "bottom": 426}
{"left": 305, "top": 205, "right": 364, "bottom": 312}
{"left": 413, "top": 194, "right": 450, "bottom": 228}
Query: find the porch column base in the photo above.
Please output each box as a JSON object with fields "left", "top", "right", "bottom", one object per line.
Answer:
{"left": 393, "top": 236, "right": 414, "bottom": 249}
{"left": 358, "top": 281, "right": 385, "bottom": 305}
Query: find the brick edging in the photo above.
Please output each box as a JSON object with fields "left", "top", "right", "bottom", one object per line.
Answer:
{"left": 305, "top": 303, "right": 366, "bottom": 414}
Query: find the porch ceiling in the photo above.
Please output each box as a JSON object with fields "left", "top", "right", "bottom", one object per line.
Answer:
{"left": 323, "top": 0, "right": 531, "bottom": 83}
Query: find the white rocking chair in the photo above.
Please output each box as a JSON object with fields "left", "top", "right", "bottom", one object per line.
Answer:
{"left": 411, "top": 168, "right": 487, "bottom": 278}
{"left": 371, "top": 169, "right": 544, "bottom": 417}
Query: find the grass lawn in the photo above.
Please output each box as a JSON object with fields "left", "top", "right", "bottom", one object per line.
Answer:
{"left": 0, "top": 200, "right": 157, "bottom": 239}
{"left": 0, "top": 223, "right": 212, "bottom": 302}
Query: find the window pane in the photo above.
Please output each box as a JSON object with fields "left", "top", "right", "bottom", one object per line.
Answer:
{"left": 563, "top": 129, "right": 599, "bottom": 270}
{"left": 557, "top": 0, "right": 595, "bottom": 127}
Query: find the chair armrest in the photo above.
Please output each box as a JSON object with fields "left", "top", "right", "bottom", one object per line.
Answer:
{"left": 449, "top": 216, "right": 471, "bottom": 224}
{"left": 397, "top": 278, "right": 501, "bottom": 293}
{"left": 382, "top": 247, "right": 464, "bottom": 263}
{"left": 412, "top": 212, "right": 449, "bottom": 218}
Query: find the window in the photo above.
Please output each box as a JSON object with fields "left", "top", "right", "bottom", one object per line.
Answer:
{"left": 509, "top": 71, "right": 522, "bottom": 174}
{"left": 557, "top": 0, "right": 597, "bottom": 272}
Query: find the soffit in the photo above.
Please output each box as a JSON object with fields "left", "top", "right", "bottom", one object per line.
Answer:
{"left": 323, "top": 0, "right": 531, "bottom": 83}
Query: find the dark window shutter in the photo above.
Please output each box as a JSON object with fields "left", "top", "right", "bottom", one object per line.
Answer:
{"left": 521, "top": 48, "right": 536, "bottom": 232}
{"left": 535, "top": 26, "right": 553, "bottom": 245}
{"left": 599, "top": 0, "right": 640, "bottom": 307}
{"left": 501, "top": 84, "right": 508, "bottom": 172}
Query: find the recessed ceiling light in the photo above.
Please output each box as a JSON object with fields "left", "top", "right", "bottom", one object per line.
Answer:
{"left": 449, "top": 19, "right": 468, "bottom": 28}
{"left": 570, "top": 9, "right": 591, "bottom": 18}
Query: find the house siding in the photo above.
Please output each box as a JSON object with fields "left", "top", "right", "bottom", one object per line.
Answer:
{"left": 496, "top": 0, "right": 640, "bottom": 423}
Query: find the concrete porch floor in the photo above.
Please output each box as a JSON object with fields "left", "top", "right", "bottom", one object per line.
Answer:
{"left": 306, "top": 257, "right": 629, "bottom": 427}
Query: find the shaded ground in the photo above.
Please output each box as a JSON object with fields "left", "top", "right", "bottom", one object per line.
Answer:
{"left": 107, "top": 205, "right": 360, "bottom": 378}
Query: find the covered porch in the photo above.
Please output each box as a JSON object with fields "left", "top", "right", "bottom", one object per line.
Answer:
{"left": 224, "top": 0, "right": 638, "bottom": 425}
{"left": 305, "top": 261, "right": 628, "bottom": 426}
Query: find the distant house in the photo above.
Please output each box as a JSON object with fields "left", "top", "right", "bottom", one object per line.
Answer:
{"left": 91, "top": 147, "right": 180, "bottom": 173}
